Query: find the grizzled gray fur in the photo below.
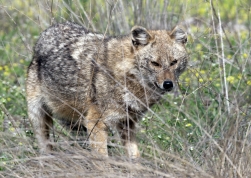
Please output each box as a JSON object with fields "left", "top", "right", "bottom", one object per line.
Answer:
{"left": 26, "top": 21, "right": 188, "bottom": 158}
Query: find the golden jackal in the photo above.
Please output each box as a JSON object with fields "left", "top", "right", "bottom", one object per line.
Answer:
{"left": 26, "top": 22, "right": 188, "bottom": 158}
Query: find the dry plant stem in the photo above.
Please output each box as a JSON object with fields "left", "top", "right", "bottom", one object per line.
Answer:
{"left": 210, "top": 0, "right": 224, "bottom": 95}
{"left": 210, "top": 1, "right": 231, "bottom": 174}
{"left": 118, "top": 0, "right": 130, "bottom": 32}
{"left": 209, "top": 0, "right": 236, "bottom": 56}
{"left": 238, "top": 120, "right": 251, "bottom": 172}
{"left": 0, "top": 103, "right": 21, "bottom": 136}
{"left": 217, "top": 4, "right": 230, "bottom": 115}
{"left": 76, "top": 0, "right": 96, "bottom": 31}
{"left": 61, "top": 1, "right": 85, "bottom": 26}
{"left": 50, "top": 0, "right": 54, "bottom": 23}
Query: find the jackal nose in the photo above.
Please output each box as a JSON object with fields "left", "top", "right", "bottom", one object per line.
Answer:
{"left": 163, "top": 80, "right": 173, "bottom": 91}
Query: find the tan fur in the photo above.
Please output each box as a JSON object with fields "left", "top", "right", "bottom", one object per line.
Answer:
{"left": 26, "top": 22, "right": 188, "bottom": 158}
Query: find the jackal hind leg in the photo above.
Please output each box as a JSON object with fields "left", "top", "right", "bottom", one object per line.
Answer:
{"left": 117, "top": 119, "right": 140, "bottom": 159}
{"left": 86, "top": 105, "right": 108, "bottom": 157}
{"left": 27, "top": 98, "right": 53, "bottom": 154}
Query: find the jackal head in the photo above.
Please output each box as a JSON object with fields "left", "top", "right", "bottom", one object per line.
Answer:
{"left": 131, "top": 26, "right": 188, "bottom": 93}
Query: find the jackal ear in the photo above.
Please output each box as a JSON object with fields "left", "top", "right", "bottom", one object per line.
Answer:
{"left": 170, "top": 26, "right": 187, "bottom": 44}
{"left": 131, "top": 26, "right": 152, "bottom": 46}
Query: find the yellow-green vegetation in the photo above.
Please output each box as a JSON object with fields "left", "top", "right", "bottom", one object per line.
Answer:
{"left": 0, "top": 0, "right": 251, "bottom": 177}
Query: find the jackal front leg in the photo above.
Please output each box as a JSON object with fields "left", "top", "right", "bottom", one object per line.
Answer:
{"left": 117, "top": 119, "right": 140, "bottom": 159}
{"left": 86, "top": 105, "right": 108, "bottom": 157}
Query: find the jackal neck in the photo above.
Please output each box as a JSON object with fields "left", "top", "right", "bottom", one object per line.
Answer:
{"left": 105, "top": 36, "right": 136, "bottom": 79}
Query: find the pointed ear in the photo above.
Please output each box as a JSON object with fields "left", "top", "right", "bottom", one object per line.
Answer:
{"left": 131, "top": 26, "right": 152, "bottom": 46}
{"left": 170, "top": 26, "right": 187, "bottom": 44}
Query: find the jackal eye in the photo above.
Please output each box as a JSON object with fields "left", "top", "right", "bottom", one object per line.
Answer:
{"left": 151, "top": 61, "right": 161, "bottom": 67}
{"left": 170, "top": 60, "right": 178, "bottom": 66}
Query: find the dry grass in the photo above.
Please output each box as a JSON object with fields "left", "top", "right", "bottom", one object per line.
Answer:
{"left": 1, "top": 131, "right": 213, "bottom": 178}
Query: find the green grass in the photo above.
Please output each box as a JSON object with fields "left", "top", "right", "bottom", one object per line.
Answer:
{"left": 0, "top": 0, "right": 251, "bottom": 177}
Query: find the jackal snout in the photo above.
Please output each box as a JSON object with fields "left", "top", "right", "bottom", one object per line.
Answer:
{"left": 155, "top": 79, "right": 173, "bottom": 91}
{"left": 162, "top": 80, "right": 174, "bottom": 91}
{"left": 154, "top": 67, "right": 176, "bottom": 92}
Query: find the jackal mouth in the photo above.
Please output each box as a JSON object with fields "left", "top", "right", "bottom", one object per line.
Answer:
{"left": 153, "top": 82, "right": 166, "bottom": 94}
{"left": 154, "top": 82, "right": 160, "bottom": 89}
